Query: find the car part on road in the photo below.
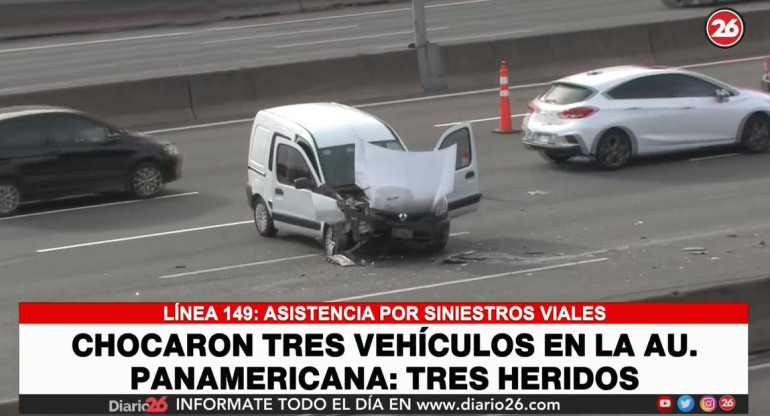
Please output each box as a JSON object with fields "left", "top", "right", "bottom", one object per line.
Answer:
{"left": 253, "top": 197, "right": 277, "bottom": 237}
{"left": 129, "top": 162, "right": 164, "bottom": 198}
{"left": 596, "top": 129, "right": 632, "bottom": 170}
{"left": 0, "top": 180, "right": 21, "bottom": 217}
{"left": 326, "top": 254, "right": 356, "bottom": 267}
{"left": 740, "top": 113, "right": 770, "bottom": 153}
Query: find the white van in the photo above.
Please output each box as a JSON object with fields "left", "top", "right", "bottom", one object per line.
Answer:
{"left": 246, "top": 103, "right": 481, "bottom": 256}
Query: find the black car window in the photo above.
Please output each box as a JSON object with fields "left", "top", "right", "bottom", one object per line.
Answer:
{"left": 607, "top": 75, "right": 673, "bottom": 99}
{"left": 439, "top": 127, "right": 472, "bottom": 170}
{"left": 0, "top": 117, "right": 49, "bottom": 150}
{"left": 276, "top": 144, "right": 316, "bottom": 187}
{"left": 540, "top": 83, "right": 594, "bottom": 104}
{"left": 48, "top": 115, "right": 109, "bottom": 145}
{"left": 665, "top": 74, "right": 721, "bottom": 98}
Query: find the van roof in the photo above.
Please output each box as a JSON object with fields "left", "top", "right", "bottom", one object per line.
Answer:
{"left": 262, "top": 103, "right": 397, "bottom": 148}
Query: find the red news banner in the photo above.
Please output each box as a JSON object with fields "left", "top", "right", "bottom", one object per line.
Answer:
{"left": 18, "top": 302, "right": 748, "bottom": 415}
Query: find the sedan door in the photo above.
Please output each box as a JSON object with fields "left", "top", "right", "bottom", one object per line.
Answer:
{"left": 46, "top": 114, "right": 127, "bottom": 192}
{"left": 269, "top": 136, "right": 324, "bottom": 237}
{"left": 434, "top": 123, "right": 481, "bottom": 218}
{"left": 0, "top": 116, "right": 61, "bottom": 198}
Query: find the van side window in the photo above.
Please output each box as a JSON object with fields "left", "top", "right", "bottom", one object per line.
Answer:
{"left": 439, "top": 127, "right": 472, "bottom": 170}
{"left": 249, "top": 125, "right": 271, "bottom": 170}
{"left": 276, "top": 144, "right": 316, "bottom": 187}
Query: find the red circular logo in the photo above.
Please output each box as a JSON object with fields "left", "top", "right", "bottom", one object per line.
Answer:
{"left": 719, "top": 395, "right": 736, "bottom": 412}
{"left": 656, "top": 396, "right": 674, "bottom": 413}
{"left": 706, "top": 8, "right": 745, "bottom": 48}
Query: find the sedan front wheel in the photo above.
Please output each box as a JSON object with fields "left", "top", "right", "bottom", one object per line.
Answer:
{"left": 741, "top": 114, "right": 770, "bottom": 153}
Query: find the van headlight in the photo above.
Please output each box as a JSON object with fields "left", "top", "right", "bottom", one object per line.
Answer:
{"left": 434, "top": 196, "right": 448, "bottom": 216}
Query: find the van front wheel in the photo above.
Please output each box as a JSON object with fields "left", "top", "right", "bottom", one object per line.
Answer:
{"left": 253, "top": 198, "right": 277, "bottom": 237}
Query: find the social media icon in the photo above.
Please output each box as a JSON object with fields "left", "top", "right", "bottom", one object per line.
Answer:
{"left": 701, "top": 396, "right": 717, "bottom": 413}
{"left": 656, "top": 396, "right": 673, "bottom": 413}
{"left": 719, "top": 395, "right": 736, "bottom": 412}
{"left": 677, "top": 395, "right": 695, "bottom": 413}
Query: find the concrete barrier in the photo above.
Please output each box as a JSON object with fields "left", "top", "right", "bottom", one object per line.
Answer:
{"left": 0, "top": 76, "right": 194, "bottom": 128}
{"left": 638, "top": 276, "right": 770, "bottom": 354}
{"left": 2, "top": 8, "right": 769, "bottom": 130}
{"left": 0, "top": 0, "right": 410, "bottom": 40}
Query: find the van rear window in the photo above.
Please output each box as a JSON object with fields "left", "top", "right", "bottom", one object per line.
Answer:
{"left": 539, "top": 83, "right": 594, "bottom": 105}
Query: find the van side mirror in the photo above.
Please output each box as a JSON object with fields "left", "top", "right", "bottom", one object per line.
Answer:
{"left": 293, "top": 177, "right": 314, "bottom": 190}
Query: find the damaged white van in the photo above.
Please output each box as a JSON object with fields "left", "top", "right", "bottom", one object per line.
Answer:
{"left": 246, "top": 103, "right": 481, "bottom": 256}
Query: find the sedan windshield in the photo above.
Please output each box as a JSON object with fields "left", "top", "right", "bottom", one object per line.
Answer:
{"left": 318, "top": 140, "right": 404, "bottom": 188}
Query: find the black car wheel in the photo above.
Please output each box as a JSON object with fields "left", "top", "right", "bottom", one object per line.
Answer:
{"left": 595, "top": 130, "right": 632, "bottom": 170}
{"left": 129, "top": 162, "right": 164, "bottom": 198}
{"left": 253, "top": 197, "right": 277, "bottom": 237}
{"left": 740, "top": 113, "right": 770, "bottom": 153}
{"left": 0, "top": 181, "right": 21, "bottom": 217}
{"left": 539, "top": 150, "right": 572, "bottom": 164}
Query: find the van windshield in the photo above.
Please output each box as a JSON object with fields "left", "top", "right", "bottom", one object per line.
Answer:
{"left": 318, "top": 140, "right": 404, "bottom": 188}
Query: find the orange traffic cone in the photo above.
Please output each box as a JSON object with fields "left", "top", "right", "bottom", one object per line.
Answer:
{"left": 493, "top": 60, "right": 520, "bottom": 134}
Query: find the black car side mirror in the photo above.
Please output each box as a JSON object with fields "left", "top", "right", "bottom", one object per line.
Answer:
{"left": 293, "top": 177, "right": 314, "bottom": 190}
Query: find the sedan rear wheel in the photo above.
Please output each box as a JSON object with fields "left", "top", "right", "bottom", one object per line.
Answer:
{"left": 595, "top": 130, "right": 632, "bottom": 170}
{"left": 0, "top": 181, "right": 21, "bottom": 217}
{"left": 741, "top": 114, "right": 770, "bottom": 153}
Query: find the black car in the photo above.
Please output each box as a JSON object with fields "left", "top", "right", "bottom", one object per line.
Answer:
{"left": 0, "top": 106, "right": 182, "bottom": 216}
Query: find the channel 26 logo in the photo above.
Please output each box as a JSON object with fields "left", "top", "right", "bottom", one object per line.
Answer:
{"left": 705, "top": 8, "right": 745, "bottom": 49}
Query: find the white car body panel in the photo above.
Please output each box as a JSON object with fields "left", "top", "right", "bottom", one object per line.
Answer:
{"left": 523, "top": 66, "right": 770, "bottom": 160}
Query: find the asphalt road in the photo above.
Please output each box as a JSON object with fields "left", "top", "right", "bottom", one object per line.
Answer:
{"left": 1, "top": 0, "right": 770, "bottom": 94}
{"left": 2, "top": 56, "right": 770, "bottom": 412}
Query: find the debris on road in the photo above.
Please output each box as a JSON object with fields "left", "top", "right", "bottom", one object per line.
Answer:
{"left": 527, "top": 190, "right": 549, "bottom": 196}
{"left": 760, "top": 240, "right": 767, "bottom": 248}
{"left": 727, "top": 234, "right": 738, "bottom": 238}
{"left": 634, "top": 221, "right": 644, "bottom": 225}
{"left": 327, "top": 255, "right": 356, "bottom": 267}
{"left": 682, "top": 247, "right": 705, "bottom": 251}
{"left": 436, "top": 251, "right": 487, "bottom": 265}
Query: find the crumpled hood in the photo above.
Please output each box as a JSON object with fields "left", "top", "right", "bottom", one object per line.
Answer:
{"left": 354, "top": 137, "right": 455, "bottom": 214}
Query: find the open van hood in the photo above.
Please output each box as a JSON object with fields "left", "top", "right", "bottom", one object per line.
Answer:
{"left": 354, "top": 137, "right": 456, "bottom": 214}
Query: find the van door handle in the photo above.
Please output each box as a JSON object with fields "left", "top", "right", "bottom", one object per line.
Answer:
{"left": 465, "top": 171, "right": 475, "bottom": 179}
{"left": 275, "top": 188, "right": 283, "bottom": 196}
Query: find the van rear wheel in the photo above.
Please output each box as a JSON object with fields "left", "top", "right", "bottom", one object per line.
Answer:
{"left": 324, "top": 224, "right": 351, "bottom": 256}
{"left": 253, "top": 198, "right": 277, "bottom": 237}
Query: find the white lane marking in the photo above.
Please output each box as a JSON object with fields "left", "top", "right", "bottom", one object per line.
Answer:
{"left": 159, "top": 254, "right": 318, "bottom": 279}
{"left": 449, "top": 231, "right": 471, "bottom": 237}
{"left": 200, "top": 25, "right": 359, "bottom": 45}
{"left": 274, "top": 27, "right": 449, "bottom": 49}
{"left": 435, "top": 113, "right": 528, "bottom": 127}
{"left": 140, "top": 55, "right": 769, "bottom": 135}
{"left": 328, "top": 257, "right": 609, "bottom": 302}
{"left": 36, "top": 220, "right": 252, "bottom": 253}
{"left": 0, "top": 192, "right": 199, "bottom": 221}
{"left": 203, "top": 0, "right": 497, "bottom": 32}
{"left": 689, "top": 153, "right": 741, "bottom": 162}
{"left": 0, "top": 32, "right": 192, "bottom": 54}
{"left": 378, "top": 29, "right": 533, "bottom": 49}
{"left": 750, "top": 362, "right": 770, "bottom": 371}
{"left": 141, "top": 119, "right": 252, "bottom": 135}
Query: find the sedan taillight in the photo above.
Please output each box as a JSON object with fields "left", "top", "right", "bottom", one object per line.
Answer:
{"left": 559, "top": 106, "right": 598, "bottom": 119}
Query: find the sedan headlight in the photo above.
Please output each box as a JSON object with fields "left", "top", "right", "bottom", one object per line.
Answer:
{"left": 434, "top": 196, "right": 448, "bottom": 216}
{"left": 163, "top": 143, "right": 179, "bottom": 156}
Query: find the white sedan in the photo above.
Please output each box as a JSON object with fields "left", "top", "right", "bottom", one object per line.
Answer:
{"left": 522, "top": 66, "right": 770, "bottom": 169}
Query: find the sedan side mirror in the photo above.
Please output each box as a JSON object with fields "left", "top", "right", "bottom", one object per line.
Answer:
{"left": 715, "top": 89, "right": 731, "bottom": 103}
{"left": 293, "top": 177, "right": 314, "bottom": 190}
